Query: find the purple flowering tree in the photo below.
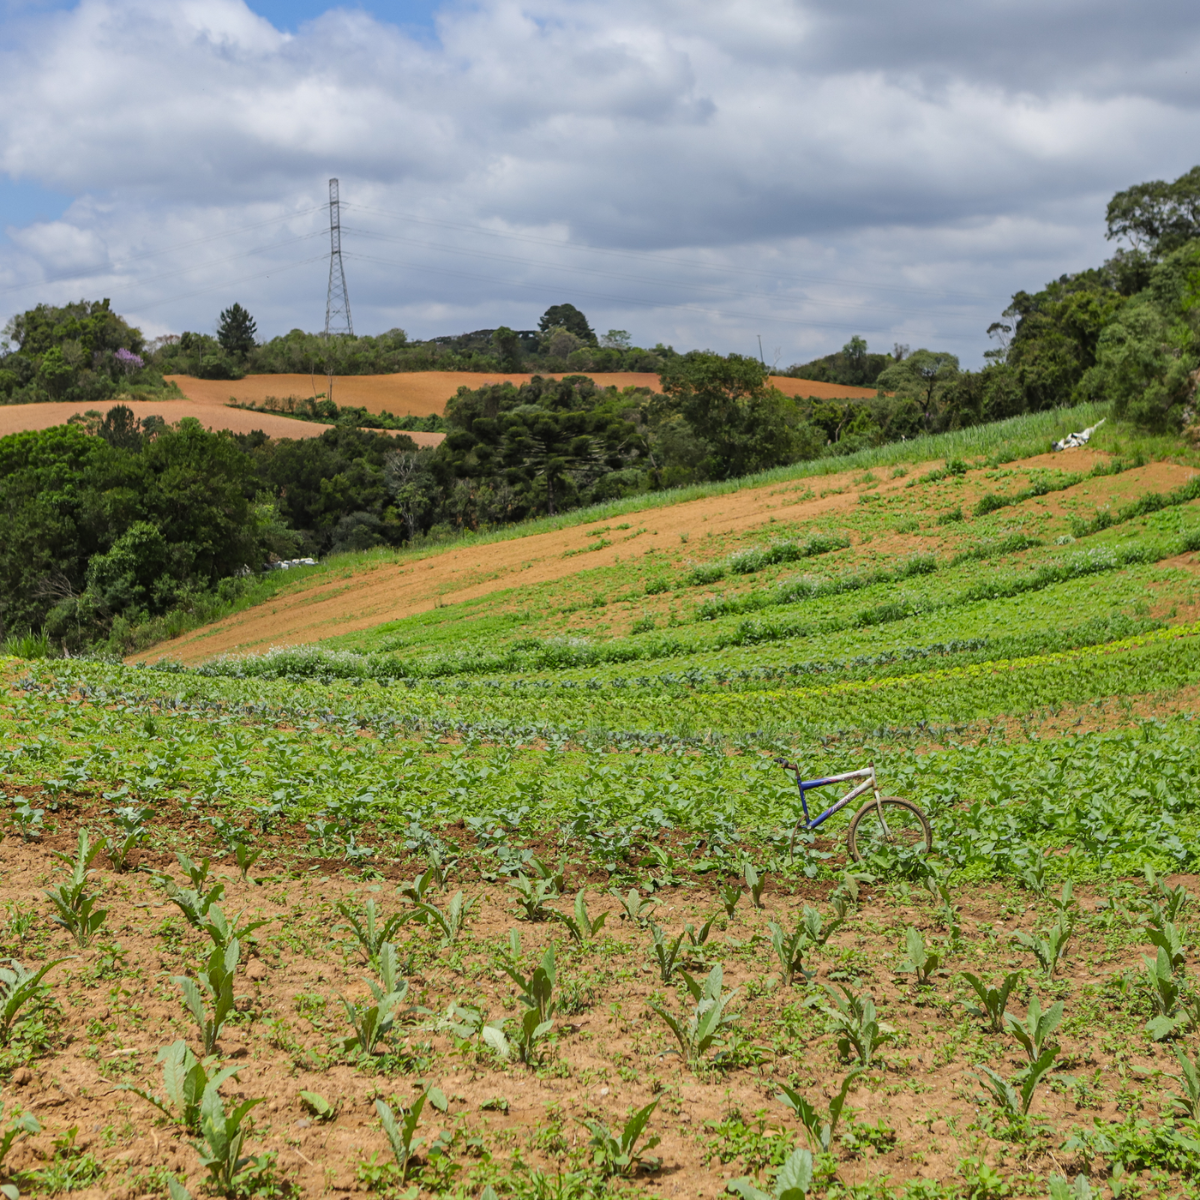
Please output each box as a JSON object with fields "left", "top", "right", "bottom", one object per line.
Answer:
{"left": 114, "top": 347, "right": 144, "bottom": 376}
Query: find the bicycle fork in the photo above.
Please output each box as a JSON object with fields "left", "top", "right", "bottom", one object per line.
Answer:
{"left": 868, "top": 760, "right": 892, "bottom": 839}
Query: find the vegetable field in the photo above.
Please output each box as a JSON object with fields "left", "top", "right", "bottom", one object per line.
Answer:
{"left": 3, "top": 407, "right": 1200, "bottom": 1199}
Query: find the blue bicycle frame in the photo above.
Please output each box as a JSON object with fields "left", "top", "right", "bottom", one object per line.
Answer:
{"left": 774, "top": 757, "right": 881, "bottom": 841}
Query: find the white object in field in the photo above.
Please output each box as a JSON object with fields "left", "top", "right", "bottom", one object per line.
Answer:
{"left": 1053, "top": 418, "right": 1105, "bottom": 452}
{"left": 264, "top": 557, "right": 318, "bottom": 572}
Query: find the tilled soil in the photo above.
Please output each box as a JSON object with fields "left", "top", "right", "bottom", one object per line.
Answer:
{"left": 0, "top": 799, "right": 1182, "bottom": 1199}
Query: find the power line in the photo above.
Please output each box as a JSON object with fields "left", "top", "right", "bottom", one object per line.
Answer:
{"left": 342, "top": 249, "right": 984, "bottom": 337}
{"left": 341, "top": 200, "right": 995, "bottom": 305}
{"left": 0, "top": 205, "right": 326, "bottom": 299}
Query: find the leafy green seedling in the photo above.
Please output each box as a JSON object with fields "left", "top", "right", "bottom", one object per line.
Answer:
{"left": 684, "top": 913, "right": 718, "bottom": 950}
{"left": 199, "top": 905, "right": 273, "bottom": 953}
{"left": 299, "top": 1091, "right": 338, "bottom": 1122}
{"left": 976, "top": 1044, "right": 1058, "bottom": 1117}
{"left": 337, "top": 898, "right": 410, "bottom": 961}
{"left": 174, "top": 943, "right": 239, "bottom": 1056}
{"left": 1145, "top": 915, "right": 1187, "bottom": 969}
{"left": 719, "top": 883, "right": 741, "bottom": 920}
{"left": 726, "top": 1147, "right": 814, "bottom": 1200}
{"left": 193, "top": 1082, "right": 266, "bottom": 1196}
{"left": 107, "top": 805, "right": 151, "bottom": 872}
{"left": 1169, "top": 1044, "right": 1200, "bottom": 1119}
{"left": 612, "top": 887, "right": 657, "bottom": 926}
{"left": 800, "top": 903, "right": 844, "bottom": 947}
{"left": 1018, "top": 854, "right": 1048, "bottom": 896}
{"left": 426, "top": 846, "right": 458, "bottom": 888}
{"left": 230, "top": 843, "right": 263, "bottom": 883}
{"left": 1048, "top": 880, "right": 1077, "bottom": 918}
{"left": 0, "top": 958, "right": 69, "bottom": 1045}
{"left": 0, "top": 1101, "right": 40, "bottom": 1181}
{"left": 339, "top": 943, "right": 410, "bottom": 1055}
{"left": 397, "top": 868, "right": 435, "bottom": 904}
{"left": 175, "top": 852, "right": 212, "bottom": 890}
{"left": 744, "top": 864, "right": 765, "bottom": 909}
{"left": 821, "top": 983, "right": 894, "bottom": 1067}
{"left": 1144, "top": 866, "right": 1191, "bottom": 921}
{"left": 1143, "top": 946, "right": 1185, "bottom": 1040}
{"left": 412, "top": 892, "right": 473, "bottom": 946}
{"left": 1013, "top": 914, "right": 1073, "bottom": 976}
{"left": 510, "top": 873, "right": 557, "bottom": 922}
{"left": 162, "top": 878, "right": 226, "bottom": 929}
{"left": 1005, "top": 994, "right": 1063, "bottom": 1063}
{"left": 375, "top": 1090, "right": 428, "bottom": 1184}
{"left": 11, "top": 799, "right": 44, "bottom": 842}
{"left": 552, "top": 890, "right": 608, "bottom": 944}
{"left": 777, "top": 1069, "right": 862, "bottom": 1152}
{"left": 44, "top": 829, "right": 108, "bottom": 947}
{"left": 121, "top": 1040, "right": 240, "bottom": 1132}
{"left": 1048, "top": 1176, "right": 1096, "bottom": 1200}
{"left": 961, "top": 971, "right": 1022, "bottom": 1032}
{"left": 768, "top": 918, "right": 811, "bottom": 987}
{"left": 897, "top": 927, "right": 941, "bottom": 986}
{"left": 579, "top": 1100, "right": 661, "bottom": 1177}
{"left": 648, "top": 964, "right": 740, "bottom": 1067}
{"left": 649, "top": 922, "right": 686, "bottom": 983}
{"left": 526, "top": 856, "right": 566, "bottom": 893}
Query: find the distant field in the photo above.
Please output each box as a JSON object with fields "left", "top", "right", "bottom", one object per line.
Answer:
{"left": 167, "top": 370, "right": 880, "bottom": 417}
{"left": 0, "top": 398, "right": 445, "bottom": 446}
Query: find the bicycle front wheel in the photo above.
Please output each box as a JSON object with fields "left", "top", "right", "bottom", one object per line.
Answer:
{"left": 847, "top": 796, "right": 931, "bottom": 862}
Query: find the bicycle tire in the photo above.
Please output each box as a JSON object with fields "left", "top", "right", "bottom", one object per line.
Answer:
{"left": 846, "top": 796, "right": 931, "bottom": 862}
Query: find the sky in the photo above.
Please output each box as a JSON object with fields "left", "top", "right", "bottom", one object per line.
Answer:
{"left": 1, "top": 0, "right": 1199, "bottom": 368}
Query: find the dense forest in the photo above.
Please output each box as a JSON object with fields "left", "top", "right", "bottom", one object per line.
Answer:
{"left": 3, "top": 167, "right": 1200, "bottom": 652}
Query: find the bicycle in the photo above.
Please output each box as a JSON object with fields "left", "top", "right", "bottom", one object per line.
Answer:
{"left": 772, "top": 757, "right": 931, "bottom": 862}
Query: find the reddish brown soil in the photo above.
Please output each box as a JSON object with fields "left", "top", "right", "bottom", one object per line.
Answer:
{"left": 0, "top": 401, "right": 444, "bottom": 448}
{"left": 167, "top": 373, "right": 881, "bottom": 418}
{"left": 0, "top": 791, "right": 1178, "bottom": 1200}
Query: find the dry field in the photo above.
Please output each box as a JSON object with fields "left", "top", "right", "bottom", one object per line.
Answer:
{"left": 167, "top": 374, "right": 880, "bottom": 419}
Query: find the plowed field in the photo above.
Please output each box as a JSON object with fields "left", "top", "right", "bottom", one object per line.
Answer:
{"left": 0, "top": 400, "right": 444, "bottom": 447}
{"left": 167, "top": 371, "right": 880, "bottom": 417}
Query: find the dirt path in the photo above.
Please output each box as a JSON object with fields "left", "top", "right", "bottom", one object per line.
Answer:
{"left": 167, "top": 371, "right": 881, "bottom": 417}
{"left": 136, "top": 446, "right": 1173, "bottom": 665}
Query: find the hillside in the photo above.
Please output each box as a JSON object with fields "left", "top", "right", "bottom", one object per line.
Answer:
{"left": 166, "top": 370, "right": 881, "bottom": 417}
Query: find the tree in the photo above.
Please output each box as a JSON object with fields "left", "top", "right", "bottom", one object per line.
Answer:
{"left": 601, "top": 330, "right": 631, "bottom": 350}
{"left": 538, "top": 304, "right": 596, "bottom": 345}
{"left": 1106, "top": 165, "right": 1200, "bottom": 259}
{"left": 217, "top": 303, "right": 257, "bottom": 359}
{"left": 874, "top": 350, "right": 961, "bottom": 431}
{"left": 492, "top": 326, "right": 523, "bottom": 371}
{"left": 659, "top": 352, "right": 803, "bottom": 479}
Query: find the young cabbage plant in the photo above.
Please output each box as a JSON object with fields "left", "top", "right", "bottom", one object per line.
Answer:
{"left": 648, "top": 964, "right": 740, "bottom": 1067}
{"left": 0, "top": 1100, "right": 40, "bottom": 1182}
{"left": 726, "top": 1147, "right": 814, "bottom": 1200}
{"left": 961, "top": 971, "right": 1022, "bottom": 1033}
{"left": 120, "top": 1040, "right": 241, "bottom": 1132}
{"left": 337, "top": 898, "right": 410, "bottom": 961}
{"left": 777, "top": 1068, "right": 862, "bottom": 1152}
{"left": 976, "top": 1044, "right": 1058, "bottom": 1118}
{"left": 579, "top": 1100, "right": 661, "bottom": 1177}
{"left": 174, "top": 943, "right": 240, "bottom": 1056}
{"left": 1005, "top": 995, "right": 1063, "bottom": 1063}
{"left": 744, "top": 864, "right": 766, "bottom": 909}
{"left": 1145, "top": 915, "right": 1187, "bottom": 969}
{"left": 411, "top": 892, "right": 474, "bottom": 946}
{"left": 552, "top": 890, "right": 608, "bottom": 944}
{"left": 193, "top": 1082, "right": 267, "bottom": 1197}
{"left": 684, "top": 914, "right": 718, "bottom": 951}
{"left": 1013, "top": 915, "right": 1073, "bottom": 977}
{"left": 821, "top": 984, "right": 894, "bottom": 1067}
{"left": 612, "top": 887, "right": 657, "bottom": 926}
{"left": 375, "top": 1090, "right": 429, "bottom": 1184}
{"left": 649, "top": 922, "right": 687, "bottom": 984}
{"left": 800, "top": 903, "right": 844, "bottom": 947}
{"left": 397, "top": 868, "right": 435, "bottom": 905}
{"left": 230, "top": 843, "right": 264, "bottom": 883}
{"left": 0, "top": 959, "right": 69, "bottom": 1045}
{"left": 486, "top": 945, "right": 557, "bottom": 1065}
{"left": 107, "top": 805, "right": 151, "bottom": 872}
{"left": 719, "top": 883, "right": 742, "bottom": 921}
{"left": 767, "top": 919, "right": 811, "bottom": 988}
{"left": 510, "top": 873, "right": 557, "bottom": 922}
{"left": 199, "top": 905, "right": 274, "bottom": 954}
{"left": 1168, "top": 1044, "right": 1200, "bottom": 1119}
{"left": 162, "top": 878, "right": 226, "bottom": 930}
{"left": 1144, "top": 866, "right": 1191, "bottom": 921}
{"left": 44, "top": 830, "right": 109, "bottom": 947}
{"left": 339, "top": 943, "right": 410, "bottom": 1055}
{"left": 1143, "top": 946, "right": 1186, "bottom": 1040}
{"left": 897, "top": 927, "right": 941, "bottom": 986}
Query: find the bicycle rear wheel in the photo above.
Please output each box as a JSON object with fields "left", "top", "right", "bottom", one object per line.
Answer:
{"left": 847, "top": 796, "right": 931, "bottom": 862}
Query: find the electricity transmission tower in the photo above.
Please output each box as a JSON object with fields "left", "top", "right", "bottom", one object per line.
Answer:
{"left": 324, "top": 178, "right": 353, "bottom": 337}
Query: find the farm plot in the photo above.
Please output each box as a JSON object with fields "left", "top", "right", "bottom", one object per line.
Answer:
{"left": 5, "top": 414, "right": 1200, "bottom": 1198}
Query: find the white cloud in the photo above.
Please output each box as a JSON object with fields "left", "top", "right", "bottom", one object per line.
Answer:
{"left": 1, "top": 0, "right": 1199, "bottom": 365}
